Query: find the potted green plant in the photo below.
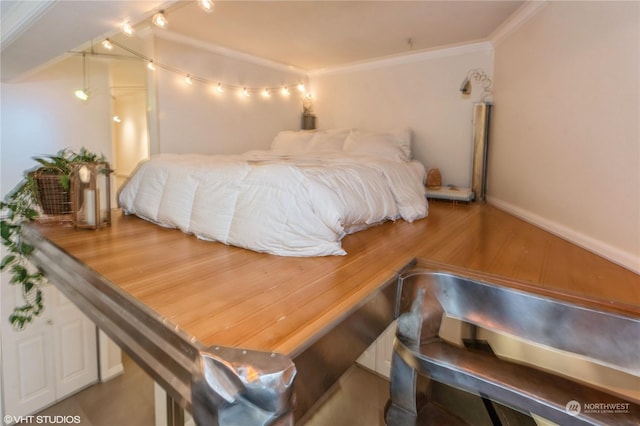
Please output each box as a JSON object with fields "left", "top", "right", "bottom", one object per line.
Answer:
{"left": 1, "top": 147, "right": 107, "bottom": 329}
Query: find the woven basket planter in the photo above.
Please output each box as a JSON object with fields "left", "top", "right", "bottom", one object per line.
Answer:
{"left": 32, "top": 171, "right": 71, "bottom": 215}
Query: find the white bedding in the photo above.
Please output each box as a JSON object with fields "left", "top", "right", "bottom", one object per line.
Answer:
{"left": 118, "top": 151, "right": 427, "bottom": 256}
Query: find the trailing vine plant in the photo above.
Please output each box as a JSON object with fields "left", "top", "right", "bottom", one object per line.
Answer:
{"left": 0, "top": 148, "right": 106, "bottom": 329}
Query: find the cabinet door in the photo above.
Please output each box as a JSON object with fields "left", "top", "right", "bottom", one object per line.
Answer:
{"left": 1, "top": 284, "right": 98, "bottom": 418}
{"left": 1, "top": 286, "right": 56, "bottom": 418}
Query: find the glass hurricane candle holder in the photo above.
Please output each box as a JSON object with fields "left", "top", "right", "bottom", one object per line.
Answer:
{"left": 70, "top": 162, "right": 111, "bottom": 229}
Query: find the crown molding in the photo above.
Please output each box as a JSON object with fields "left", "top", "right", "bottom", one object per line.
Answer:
{"left": 153, "top": 29, "right": 306, "bottom": 76}
{"left": 309, "top": 41, "right": 493, "bottom": 77}
{"left": 0, "top": 0, "right": 56, "bottom": 50}
{"left": 489, "top": 0, "right": 549, "bottom": 47}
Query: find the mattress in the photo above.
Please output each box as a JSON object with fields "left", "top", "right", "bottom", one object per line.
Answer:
{"left": 118, "top": 151, "right": 427, "bottom": 256}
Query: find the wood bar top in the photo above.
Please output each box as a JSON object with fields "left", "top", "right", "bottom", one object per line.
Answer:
{"left": 29, "top": 201, "right": 640, "bottom": 356}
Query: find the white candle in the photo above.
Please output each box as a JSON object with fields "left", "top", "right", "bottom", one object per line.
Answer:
{"left": 84, "top": 188, "right": 96, "bottom": 226}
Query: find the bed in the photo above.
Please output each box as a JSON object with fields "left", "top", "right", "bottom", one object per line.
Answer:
{"left": 118, "top": 128, "right": 428, "bottom": 256}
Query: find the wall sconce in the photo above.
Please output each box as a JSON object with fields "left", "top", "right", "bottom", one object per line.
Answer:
{"left": 70, "top": 162, "right": 112, "bottom": 229}
{"left": 459, "top": 68, "right": 492, "bottom": 102}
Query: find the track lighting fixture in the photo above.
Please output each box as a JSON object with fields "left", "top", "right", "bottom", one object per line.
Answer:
{"left": 74, "top": 89, "right": 89, "bottom": 101}
{"left": 199, "top": 0, "right": 214, "bottom": 13}
{"left": 121, "top": 21, "right": 135, "bottom": 36}
{"left": 74, "top": 53, "right": 90, "bottom": 101}
{"left": 152, "top": 11, "right": 168, "bottom": 29}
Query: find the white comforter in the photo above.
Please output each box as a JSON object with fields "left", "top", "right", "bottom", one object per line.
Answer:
{"left": 118, "top": 151, "right": 427, "bottom": 256}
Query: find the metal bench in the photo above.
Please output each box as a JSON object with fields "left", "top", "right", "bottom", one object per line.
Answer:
{"left": 385, "top": 262, "right": 640, "bottom": 425}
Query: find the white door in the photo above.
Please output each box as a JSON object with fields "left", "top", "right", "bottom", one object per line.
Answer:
{"left": 51, "top": 291, "right": 98, "bottom": 399}
{"left": 1, "top": 284, "right": 97, "bottom": 419}
{"left": 2, "top": 285, "right": 56, "bottom": 418}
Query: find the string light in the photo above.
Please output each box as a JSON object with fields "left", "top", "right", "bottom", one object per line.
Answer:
{"left": 96, "top": 38, "right": 307, "bottom": 101}
{"left": 152, "top": 11, "right": 168, "bottom": 29}
{"left": 199, "top": 0, "right": 215, "bottom": 13}
{"left": 121, "top": 21, "right": 135, "bottom": 37}
{"left": 102, "top": 39, "right": 113, "bottom": 50}
{"left": 113, "top": 116, "right": 122, "bottom": 123}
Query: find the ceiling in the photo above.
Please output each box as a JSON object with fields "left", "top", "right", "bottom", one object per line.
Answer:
{"left": 1, "top": 0, "right": 524, "bottom": 82}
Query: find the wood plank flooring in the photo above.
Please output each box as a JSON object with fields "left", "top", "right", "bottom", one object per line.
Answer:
{"left": 29, "top": 354, "right": 389, "bottom": 426}
{"left": 24, "top": 200, "right": 639, "bottom": 426}
{"left": 27, "top": 355, "right": 154, "bottom": 426}
{"left": 29, "top": 201, "right": 639, "bottom": 358}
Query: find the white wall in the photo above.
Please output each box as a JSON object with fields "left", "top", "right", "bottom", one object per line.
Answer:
{"left": 153, "top": 35, "right": 307, "bottom": 155}
{"left": 489, "top": 1, "right": 640, "bottom": 272}
{"left": 1, "top": 55, "right": 113, "bottom": 196}
{"left": 310, "top": 43, "right": 494, "bottom": 188}
{"left": 1, "top": 54, "right": 113, "bottom": 421}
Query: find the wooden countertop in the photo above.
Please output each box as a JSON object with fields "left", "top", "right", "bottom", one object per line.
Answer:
{"left": 28, "top": 201, "right": 640, "bottom": 356}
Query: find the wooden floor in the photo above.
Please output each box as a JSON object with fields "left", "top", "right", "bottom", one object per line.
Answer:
{"left": 30, "top": 353, "right": 390, "bottom": 426}
{"left": 28, "top": 355, "right": 155, "bottom": 426}
{"left": 30, "top": 201, "right": 639, "bottom": 358}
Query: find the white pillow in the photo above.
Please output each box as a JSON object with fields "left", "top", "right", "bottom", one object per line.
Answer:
{"left": 306, "top": 129, "right": 351, "bottom": 153}
{"left": 343, "top": 128, "right": 412, "bottom": 161}
{"left": 270, "top": 130, "right": 315, "bottom": 153}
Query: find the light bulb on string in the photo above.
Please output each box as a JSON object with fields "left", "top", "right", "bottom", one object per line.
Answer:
{"left": 102, "top": 39, "right": 113, "bottom": 50}
{"left": 199, "top": 0, "right": 214, "bottom": 13}
{"left": 152, "top": 11, "right": 168, "bottom": 29}
{"left": 101, "top": 31, "right": 314, "bottom": 104}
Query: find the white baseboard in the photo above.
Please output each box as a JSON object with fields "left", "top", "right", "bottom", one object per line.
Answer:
{"left": 487, "top": 196, "right": 640, "bottom": 274}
